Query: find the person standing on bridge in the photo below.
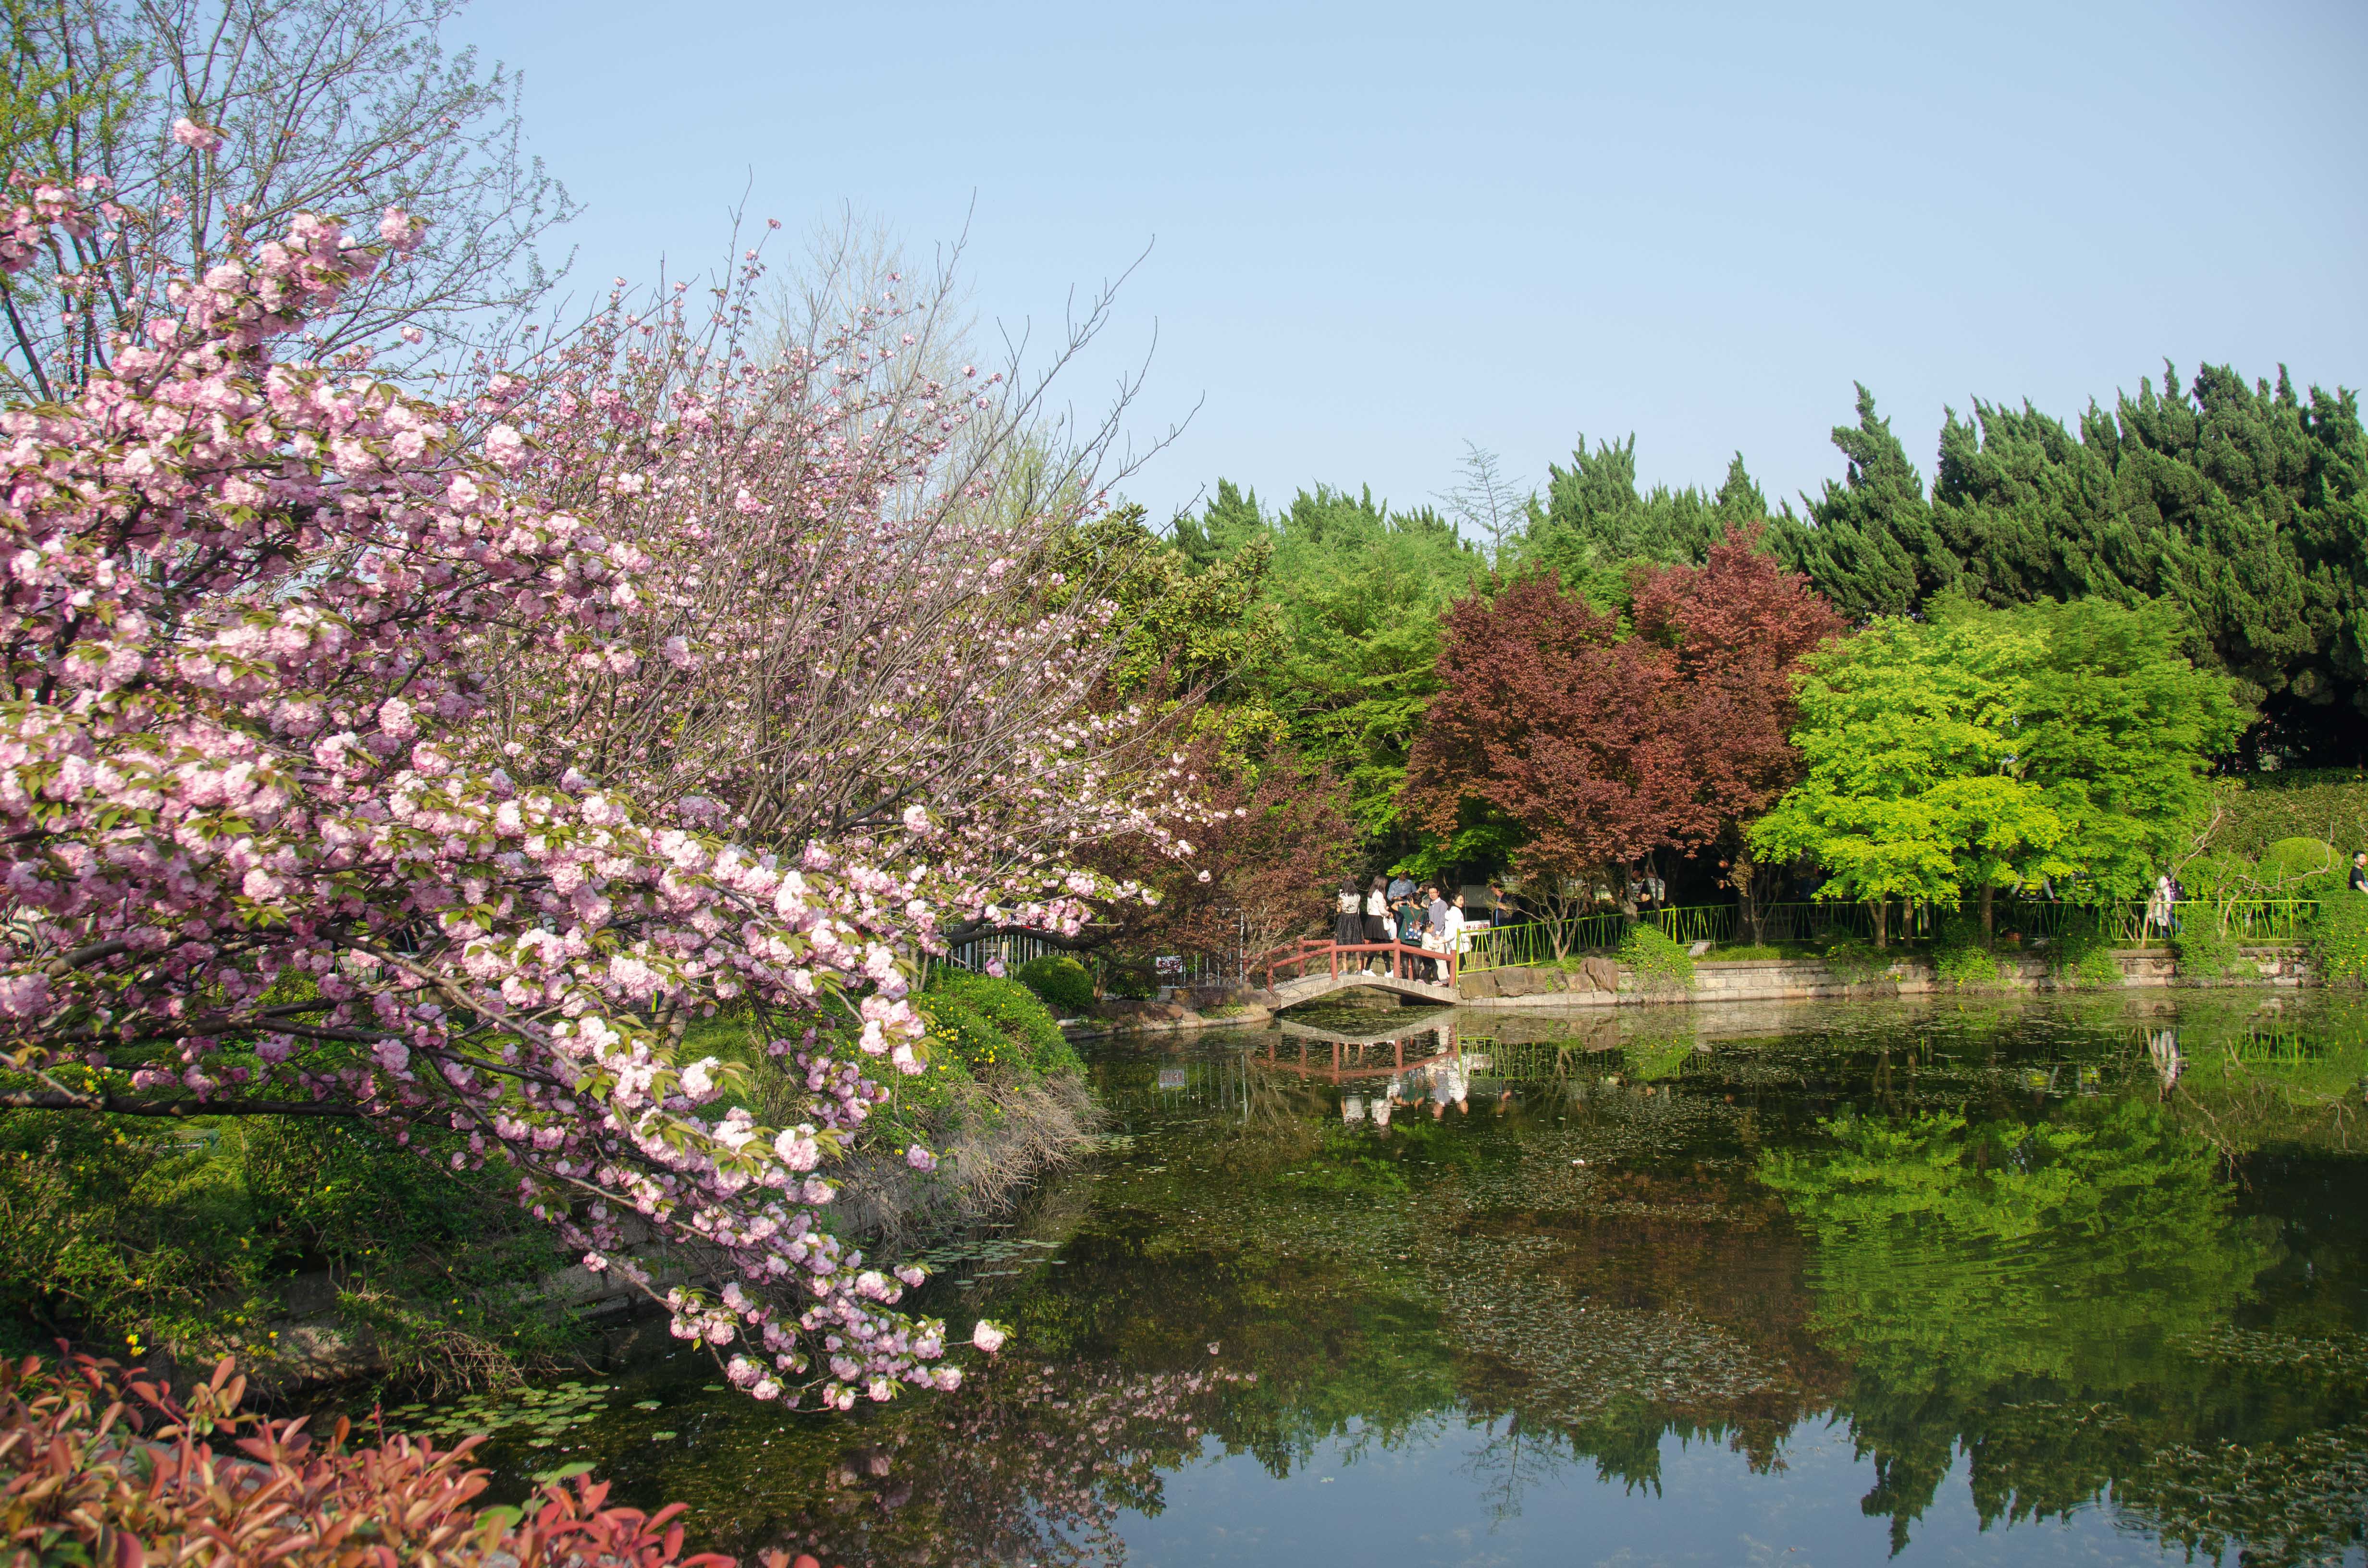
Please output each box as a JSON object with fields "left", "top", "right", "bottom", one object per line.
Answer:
{"left": 1334, "top": 879, "right": 1362, "bottom": 947}
{"left": 1363, "top": 877, "right": 1391, "bottom": 973}
{"left": 1395, "top": 888, "right": 1425, "bottom": 950}
{"left": 1423, "top": 885, "right": 1451, "bottom": 981}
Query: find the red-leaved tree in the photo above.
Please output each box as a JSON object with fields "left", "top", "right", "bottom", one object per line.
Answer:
{"left": 1406, "top": 529, "right": 1839, "bottom": 952}
{"left": 1085, "top": 739, "right": 1355, "bottom": 980}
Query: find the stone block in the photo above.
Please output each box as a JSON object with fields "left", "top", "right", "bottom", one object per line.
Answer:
{"left": 1504, "top": 966, "right": 1553, "bottom": 996}
{"left": 1458, "top": 971, "right": 1501, "bottom": 999}
{"left": 1584, "top": 956, "right": 1619, "bottom": 993}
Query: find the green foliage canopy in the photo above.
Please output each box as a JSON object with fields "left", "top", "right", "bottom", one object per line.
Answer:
{"left": 1747, "top": 604, "right": 2068, "bottom": 907}
{"left": 1171, "top": 480, "right": 1485, "bottom": 861}
{"left": 1751, "top": 595, "right": 2239, "bottom": 906}
{"left": 1768, "top": 368, "right": 2368, "bottom": 764}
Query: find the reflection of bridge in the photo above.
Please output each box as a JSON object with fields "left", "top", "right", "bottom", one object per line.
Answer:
{"left": 1264, "top": 1015, "right": 1462, "bottom": 1082}
{"left": 1249, "top": 938, "right": 1460, "bottom": 1008}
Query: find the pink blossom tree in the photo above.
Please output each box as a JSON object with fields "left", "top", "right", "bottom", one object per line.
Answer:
{"left": 0, "top": 179, "right": 1182, "bottom": 1409}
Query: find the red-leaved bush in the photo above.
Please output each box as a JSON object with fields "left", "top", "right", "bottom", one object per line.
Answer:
{"left": 0, "top": 1351, "right": 755, "bottom": 1568}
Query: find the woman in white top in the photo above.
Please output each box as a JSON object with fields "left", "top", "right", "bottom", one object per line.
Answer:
{"left": 1444, "top": 892, "right": 1470, "bottom": 954}
{"left": 1363, "top": 877, "right": 1391, "bottom": 972}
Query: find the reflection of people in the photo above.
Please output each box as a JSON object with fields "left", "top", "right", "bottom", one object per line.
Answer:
{"left": 1342, "top": 1093, "right": 1367, "bottom": 1125}
{"left": 1430, "top": 1054, "right": 1469, "bottom": 1118}
{"left": 2148, "top": 1028, "right": 2183, "bottom": 1091}
{"left": 1371, "top": 1091, "right": 1393, "bottom": 1131}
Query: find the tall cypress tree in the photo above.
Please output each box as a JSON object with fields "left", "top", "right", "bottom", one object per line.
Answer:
{"left": 1769, "top": 386, "right": 1957, "bottom": 617}
{"left": 1522, "top": 435, "right": 1771, "bottom": 581}
{"left": 1772, "top": 368, "right": 2367, "bottom": 763}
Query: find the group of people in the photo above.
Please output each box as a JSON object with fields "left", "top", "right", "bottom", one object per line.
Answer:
{"left": 1333, "top": 874, "right": 1473, "bottom": 977}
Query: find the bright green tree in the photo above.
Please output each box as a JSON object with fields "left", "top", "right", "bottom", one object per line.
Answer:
{"left": 2009, "top": 595, "right": 2245, "bottom": 899}
{"left": 1170, "top": 481, "right": 1485, "bottom": 862}
{"left": 1747, "top": 603, "right": 2067, "bottom": 943}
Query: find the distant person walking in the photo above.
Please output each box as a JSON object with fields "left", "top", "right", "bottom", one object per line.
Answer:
{"left": 2351, "top": 851, "right": 2368, "bottom": 894}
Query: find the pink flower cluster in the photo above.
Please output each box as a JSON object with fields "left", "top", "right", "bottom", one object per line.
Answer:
{"left": 0, "top": 188, "right": 973, "bottom": 1409}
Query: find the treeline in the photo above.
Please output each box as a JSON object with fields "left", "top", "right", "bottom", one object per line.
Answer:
{"left": 1086, "top": 361, "right": 2368, "bottom": 961}
{"left": 1535, "top": 372, "right": 2368, "bottom": 767}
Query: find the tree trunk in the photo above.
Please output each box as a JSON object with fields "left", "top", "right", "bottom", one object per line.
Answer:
{"left": 1980, "top": 884, "right": 1994, "bottom": 943}
{"left": 1871, "top": 899, "right": 1888, "bottom": 949}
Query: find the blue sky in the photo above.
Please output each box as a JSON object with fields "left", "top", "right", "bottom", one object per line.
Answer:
{"left": 451, "top": 0, "right": 2368, "bottom": 529}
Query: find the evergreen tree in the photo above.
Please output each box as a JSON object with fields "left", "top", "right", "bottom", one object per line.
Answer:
{"left": 1519, "top": 434, "right": 1771, "bottom": 595}
{"left": 1776, "top": 367, "right": 2368, "bottom": 763}
{"left": 1768, "top": 385, "right": 1957, "bottom": 617}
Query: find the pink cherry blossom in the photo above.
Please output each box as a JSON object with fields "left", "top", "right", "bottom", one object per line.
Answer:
{"left": 171, "top": 118, "right": 223, "bottom": 152}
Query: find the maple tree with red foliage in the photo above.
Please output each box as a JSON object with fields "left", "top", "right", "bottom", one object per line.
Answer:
{"left": 1406, "top": 528, "right": 1841, "bottom": 944}
{"left": 1083, "top": 737, "right": 1355, "bottom": 979}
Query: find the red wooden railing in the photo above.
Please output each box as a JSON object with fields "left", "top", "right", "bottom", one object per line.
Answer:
{"left": 1245, "top": 936, "right": 1458, "bottom": 991}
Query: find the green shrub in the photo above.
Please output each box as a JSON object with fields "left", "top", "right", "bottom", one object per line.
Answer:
{"left": 2259, "top": 837, "right": 2340, "bottom": 888}
{"left": 2204, "top": 769, "right": 2368, "bottom": 864}
{"left": 1822, "top": 937, "right": 1887, "bottom": 985}
{"left": 2047, "top": 922, "right": 2125, "bottom": 989}
{"left": 2306, "top": 894, "right": 2368, "bottom": 987}
{"left": 922, "top": 970, "right": 1082, "bottom": 1078}
{"left": 2171, "top": 918, "right": 2254, "bottom": 982}
{"left": 1617, "top": 923, "right": 1696, "bottom": 992}
{"left": 1936, "top": 910, "right": 1987, "bottom": 948}
{"left": 1011, "top": 955, "right": 1098, "bottom": 1015}
{"left": 1934, "top": 942, "right": 2000, "bottom": 988}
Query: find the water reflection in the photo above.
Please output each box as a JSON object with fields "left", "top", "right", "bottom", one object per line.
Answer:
{"left": 453, "top": 993, "right": 2368, "bottom": 1568}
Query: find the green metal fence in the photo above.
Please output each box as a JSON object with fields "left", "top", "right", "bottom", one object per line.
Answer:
{"left": 1456, "top": 895, "right": 2319, "bottom": 974}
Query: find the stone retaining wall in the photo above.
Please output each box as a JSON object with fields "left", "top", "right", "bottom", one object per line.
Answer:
{"left": 1457, "top": 946, "right": 2311, "bottom": 1007}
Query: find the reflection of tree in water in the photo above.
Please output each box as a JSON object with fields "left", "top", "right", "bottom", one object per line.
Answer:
{"left": 640, "top": 1355, "right": 1263, "bottom": 1568}
{"left": 632, "top": 998, "right": 2368, "bottom": 1566}
{"left": 1759, "top": 1094, "right": 2367, "bottom": 1556}
{"left": 2146, "top": 992, "right": 2368, "bottom": 1157}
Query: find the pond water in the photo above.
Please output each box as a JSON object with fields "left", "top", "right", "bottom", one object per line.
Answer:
{"left": 409, "top": 992, "right": 2368, "bottom": 1568}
